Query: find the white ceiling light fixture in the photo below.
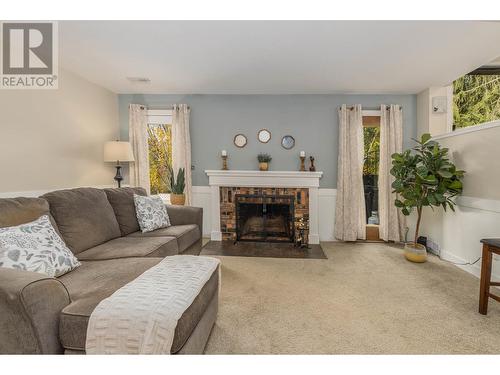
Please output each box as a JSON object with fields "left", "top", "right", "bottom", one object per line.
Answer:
{"left": 126, "top": 77, "right": 151, "bottom": 83}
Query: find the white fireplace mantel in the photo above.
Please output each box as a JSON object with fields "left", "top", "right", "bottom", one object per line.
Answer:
{"left": 205, "top": 170, "right": 323, "bottom": 244}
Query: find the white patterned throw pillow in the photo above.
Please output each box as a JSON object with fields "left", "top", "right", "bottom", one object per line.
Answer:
{"left": 0, "top": 215, "right": 80, "bottom": 277}
{"left": 133, "top": 194, "right": 171, "bottom": 233}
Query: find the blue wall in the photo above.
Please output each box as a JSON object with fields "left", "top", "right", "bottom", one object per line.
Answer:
{"left": 118, "top": 94, "right": 417, "bottom": 188}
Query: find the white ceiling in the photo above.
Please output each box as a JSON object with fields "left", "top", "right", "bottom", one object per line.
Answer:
{"left": 59, "top": 21, "right": 500, "bottom": 95}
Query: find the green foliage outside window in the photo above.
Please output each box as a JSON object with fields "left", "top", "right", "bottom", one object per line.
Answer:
{"left": 453, "top": 74, "right": 500, "bottom": 129}
{"left": 363, "top": 126, "right": 380, "bottom": 175}
{"left": 147, "top": 124, "right": 172, "bottom": 194}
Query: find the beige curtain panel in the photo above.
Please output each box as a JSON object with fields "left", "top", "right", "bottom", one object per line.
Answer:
{"left": 129, "top": 104, "right": 151, "bottom": 194}
{"left": 172, "top": 104, "right": 193, "bottom": 206}
{"left": 379, "top": 104, "right": 405, "bottom": 242}
{"left": 335, "top": 104, "right": 366, "bottom": 241}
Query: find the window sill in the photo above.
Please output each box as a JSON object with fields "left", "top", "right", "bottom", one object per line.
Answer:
{"left": 432, "top": 120, "right": 500, "bottom": 141}
{"left": 157, "top": 193, "right": 171, "bottom": 204}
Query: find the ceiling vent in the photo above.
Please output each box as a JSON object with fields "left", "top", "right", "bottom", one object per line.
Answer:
{"left": 126, "top": 77, "right": 151, "bottom": 83}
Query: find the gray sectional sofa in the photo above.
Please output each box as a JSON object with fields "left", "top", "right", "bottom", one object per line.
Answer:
{"left": 0, "top": 187, "right": 217, "bottom": 354}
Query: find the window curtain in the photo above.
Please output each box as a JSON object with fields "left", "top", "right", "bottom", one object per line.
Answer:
{"left": 379, "top": 104, "right": 405, "bottom": 242}
{"left": 334, "top": 104, "right": 366, "bottom": 241}
{"left": 172, "top": 104, "right": 192, "bottom": 206}
{"left": 129, "top": 104, "right": 150, "bottom": 194}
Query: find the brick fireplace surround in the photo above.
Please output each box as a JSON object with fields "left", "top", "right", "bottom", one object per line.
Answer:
{"left": 205, "top": 170, "right": 323, "bottom": 244}
{"left": 220, "top": 186, "right": 309, "bottom": 241}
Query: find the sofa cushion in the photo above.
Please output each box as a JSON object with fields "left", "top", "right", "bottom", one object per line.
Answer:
{"left": 0, "top": 215, "right": 80, "bottom": 277}
{"left": 58, "top": 257, "right": 162, "bottom": 351}
{"left": 134, "top": 194, "right": 171, "bottom": 233}
{"left": 128, "top": 224, "right": 200, "bottom": 253}
{"left": 76, "top": 236, "right": 179, "bottom": 261}
{"left": 58, "top": 258, "right": 219, "bottom": 353}
{"left": 42, "top": 188, "right": 121, "bottom": 254}
{"left": 0, "top": 197, "right": 62, "bottom": 235}
{"left": 104, "top": 187, "right": 147, "bottom": 236}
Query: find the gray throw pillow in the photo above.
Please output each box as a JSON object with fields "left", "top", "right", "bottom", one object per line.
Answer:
{"left": 133, "top": 194, "right": 171, "bottom": 233}
{"left": 0, "top": 215, "right": 80, "bottom": 277}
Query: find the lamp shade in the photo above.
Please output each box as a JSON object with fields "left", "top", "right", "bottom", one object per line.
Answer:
{"left": 104, "top": 141, "right": 135, "bottom": 162}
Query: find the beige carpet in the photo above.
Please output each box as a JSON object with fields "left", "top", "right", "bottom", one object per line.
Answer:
{"left": 204, "top": 242, "right": 500, "bottom": 354}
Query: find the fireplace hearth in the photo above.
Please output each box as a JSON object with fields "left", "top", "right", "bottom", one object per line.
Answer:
{"left": 236, "top": 194, "right": 294, "bottom": 242}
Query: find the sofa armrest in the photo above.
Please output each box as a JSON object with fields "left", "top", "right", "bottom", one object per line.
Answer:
{"left": 0, "top": 268, "right": 71, "bottom": 354}
{"left": 166, "top": 205, "right": 203, "bottom": 238}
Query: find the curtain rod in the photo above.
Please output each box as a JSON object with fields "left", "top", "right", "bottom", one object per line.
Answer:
{"left": 140, "top": 105, "right": 191, "bottom": 111}
{"left": 340, "top": 105, "right": 402, "bottom": 110}
{"left": 145, "top": 105, "right": 173, "bottom": 110}
{"left": 138, "top": 105, "right": 191, "bottom": 110}
{"left": 140, "top": 104, "right": 394, "bottom": 111}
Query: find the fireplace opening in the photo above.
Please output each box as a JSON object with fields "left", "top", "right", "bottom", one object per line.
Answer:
{"left": 236, "top": 194, "right": 295, "bottom": 242}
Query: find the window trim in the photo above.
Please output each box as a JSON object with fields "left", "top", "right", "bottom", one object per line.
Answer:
{"left": 147, "top": 109, "right": 172, "bottom": 125}
{"left": 432, "top": 119, "right": 500, "bottom": 141}
{"left": 362, "top": 110, "right": 381, "bottom": 117}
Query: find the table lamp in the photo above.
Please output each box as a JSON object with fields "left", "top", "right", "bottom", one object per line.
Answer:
{"left": 104, "top": 141, "right": 135, "bottom": 187}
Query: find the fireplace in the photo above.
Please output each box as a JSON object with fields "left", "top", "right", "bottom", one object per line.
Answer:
{"left": 206, "top": 170, "right": 323, "bottom": 244}
{"left": 218, "top": 186, "right": 309, "bottom": 242}
{"left": 236, "top": 194, "right": 295, "bottom": 242}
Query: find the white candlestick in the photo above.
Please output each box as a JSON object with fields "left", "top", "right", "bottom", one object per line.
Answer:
{"left": 300, "top": 151, "right": 305, "bottom": 157}
{"left": 221, "top": 150, "right": 227, "bottom": 156}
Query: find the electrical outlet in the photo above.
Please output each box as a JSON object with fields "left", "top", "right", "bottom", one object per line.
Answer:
{"left": 426, "top": 238, "right": 440, "bottom": 256}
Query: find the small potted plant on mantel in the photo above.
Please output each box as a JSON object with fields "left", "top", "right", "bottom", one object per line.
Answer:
{"left": 167, "top": 166, "right": 186, "bottom": 205}
{"left": 257, "top": 153, "right": 272, "bottom": 171}
{"left": 390, "top": 133, "right": 465, "bottom": 263}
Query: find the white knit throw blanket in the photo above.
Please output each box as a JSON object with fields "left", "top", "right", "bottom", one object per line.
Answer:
{"left": 85, "top": 255, "right": 220, "bottom": 354}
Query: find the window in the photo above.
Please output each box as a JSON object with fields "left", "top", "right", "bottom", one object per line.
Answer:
{"left": 453, "top": 64, "right": 500, "bottom": 129}
{"left": 363, "top": 116, "right": 380, "bottom": 177}
{"left": 147, "top": 110, "right": 172, "bottom": 195}
{"left": 362, "top": 115, "right": 381, "bottom": 241}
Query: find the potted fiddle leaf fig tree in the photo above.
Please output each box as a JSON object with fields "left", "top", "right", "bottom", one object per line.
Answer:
{"left": 167, "top": 166, "right": 186, "bottom": 205}
{"left": 390, "top": 133, "right": 465, "bottom": 263}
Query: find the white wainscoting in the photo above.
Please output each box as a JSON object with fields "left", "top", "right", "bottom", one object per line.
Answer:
{"left": 419, "top": 195, "right": 500, "bottom": 281}
{"left": 318, "top": 188, "right": 337, "bottom": 241}
{"left": 191, "top": 186, "right": 212, "bottom": 238}
{"left": 0, "top": 185, "right": 116, "bottom": 198}
{"left": 1, "top": 184, "right": 337, "bottom": 241}
{"left": 191, "top": 185, "right": 337, "bottom": 241}
{"left": 4, "top": 185, "right": 496, "bottom": 280}
{"left": 192, "top": 184, "right": 500, "bottom": 281}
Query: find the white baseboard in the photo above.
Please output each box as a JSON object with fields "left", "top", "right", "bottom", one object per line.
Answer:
{"left": 309, "top": 234, "right": 320, "bottom": 244}
{"left": 440, "top": 250, "right": 483, "bottom": 279}
{"left": 210, "top": 231, "right": 222, "bottom": 241}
